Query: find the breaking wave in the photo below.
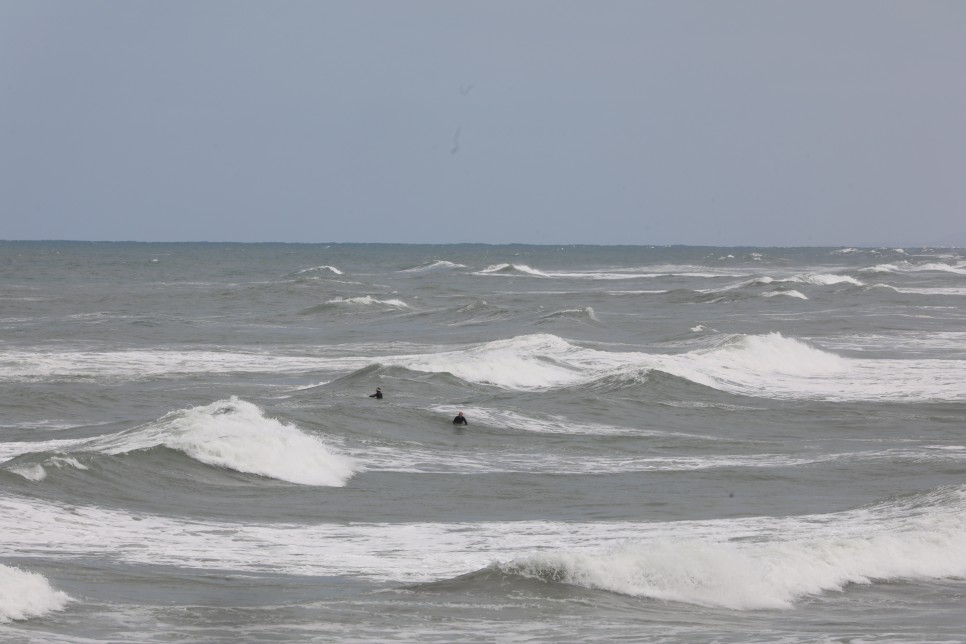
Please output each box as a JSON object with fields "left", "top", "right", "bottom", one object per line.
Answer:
{"left": 762, "top": 290, "right": 807, "bottom": 299}
{"left": 296, "top": 265, "right": 344, "bottom": 275}
{"left": 325, "top": 296, "right": 410, "bottom": 309}
{"left": 861, "top": 261, "right": 966, "bottom": 275}
{"left": 476, "top": 263, "right": 551, "bottom": 277}
{"left": 399, "top": 260, "right": 467, "bottom": 272}
{"left": 0, "top": 564, "right": 70, "bottom": 622}
{"left": 495, "top": 486, "right": 966, "bottom": 610}
{"left": 391, "top": 332, "right": 966, "bottom": 402}
{"left": 538, "top": 307, "right": 599, "bottom": 323}
{"left": 28, "top": 398, "right": 359, "bottom": 486}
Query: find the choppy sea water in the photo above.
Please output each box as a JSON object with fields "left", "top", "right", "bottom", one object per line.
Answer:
{"left": 1, "top": 241, "right": 965, "bottom": 643}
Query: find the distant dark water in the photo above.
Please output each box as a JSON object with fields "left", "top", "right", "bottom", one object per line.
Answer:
{"left": 2, "top": 242, "right": 966, "bottom": 641}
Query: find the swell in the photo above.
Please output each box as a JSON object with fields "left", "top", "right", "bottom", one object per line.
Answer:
{"left": 410, "top": 485, "right": 966, "bottom": 611}
{"left": 379, "top": 332, "right": 966, "bottom": 403}
{"left": 1, "top": 399, "right": 357, "bottom": 493}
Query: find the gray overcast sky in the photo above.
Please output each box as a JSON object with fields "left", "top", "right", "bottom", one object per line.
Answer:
{"left": 1, "top": 1, "right": 964, "bottom": 246}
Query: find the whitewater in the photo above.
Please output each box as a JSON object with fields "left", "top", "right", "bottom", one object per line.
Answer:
{"left": 2, "top": 242, "right": 965, "bottom": 642}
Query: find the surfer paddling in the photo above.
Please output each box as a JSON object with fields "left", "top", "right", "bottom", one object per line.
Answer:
{"left": 452, "top": 411, "right": 467, "bottom": 426}
{"left": 369, "top": 387, "right": 383, "bottom": 399}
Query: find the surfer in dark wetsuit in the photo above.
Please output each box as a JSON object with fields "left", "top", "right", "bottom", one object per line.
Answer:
{"left": 452, "top": 411, "right": 467, "bottom": 425}
{"left": 369, "top": 387, "right": 383, "bottom": 399}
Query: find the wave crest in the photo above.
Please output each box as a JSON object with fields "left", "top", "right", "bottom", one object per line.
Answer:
{"left": 762, "top": 290, "right": 808, "bottom": 299}
{"left": 497, "top": 488, "right": 966, "bottom": 610}
{"left": 786, "top": 273, "right": 863, "bottom": 286}
{"left": 402, "top": 334, "right": 585, "bottom": 389}
{"left": 0, "top": 564, "right": 70, "bottom": 622}
{"left": 399, "top": 260, "right": 467, "bottom": 273}
{"left": 325, "top": 296, "right": 410, "bottom": 309}
{"left": 296, "top": 265, "right": 343, "bottom": 275}
{"left": 538, "top": 307, "right": 600, "bottom": 323}
{"left": 476, "top": 264, "right": 550, "bottom": 277}
{"left": 95, "top": 398, "right": 357, "bottom": 486}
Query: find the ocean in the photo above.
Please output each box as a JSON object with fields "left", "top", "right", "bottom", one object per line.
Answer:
{"left": 1, "top": 241, "right": 965, "bottom": 643}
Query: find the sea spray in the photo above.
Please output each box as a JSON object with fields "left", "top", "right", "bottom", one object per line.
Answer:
{"left": 0, "top": 564, "right": 70, "bottom": 622}
{"left": 392, "top": 332, "right": 966, "bottom": 401}
{"left": 325, "top": 296, "right": 410, "bottom": 309}
{"left": 498, "top": 488, "right": 966, "bottom": 610}
{"left": 95, "top": 398, "right": 357, "bottom": 486}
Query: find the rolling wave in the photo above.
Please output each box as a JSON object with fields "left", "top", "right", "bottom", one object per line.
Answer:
{"left": 399, "top": 260, "right": 467, "bottom": 273}
{"left": 393, "top": 332, "right": 966, "bottom": 402}
{"left": 0, "top": 564, "right": 70, "bottom": 622}
{"left": 537, "top": 307, "right": 600, "bottom": 323}
{"left": 100, "top": 398, "right": 357, "bottom": 486}
{"left": 785, "top": 273, "right": 863, "bottom": 286}
{"left": 762, "top": 290, "right": 807, "bottom": 299}
{"left": 491, "top": 485, "right": 966, "bottom": 610}
{"left": 703, "top": 273, "right": 862, "bottom": 295}
{"left": 3, "top": 398, "right": 357, "bottom": 487}
{"left": 6, "top": 485, "right": 964, "bottom": 610}
{"left": 299, "top": 296, "right": 412, "bottom": 315}
{"left": 295, "top": 265, "right": 344, "bottom": 276}
{"left": 14, "top": 331, "right": 955, "bottom": 403}
{"left": 476, "top": 263, "right": 550, "bottom": 277}
{"left": 476, "top": 263, "right": 746, "bottom": 280}
{"left": 325, "top": 296, "right": 410, "bottom": 309}
{"left": 861, "top": 261, "right": 966, "bottom": 275}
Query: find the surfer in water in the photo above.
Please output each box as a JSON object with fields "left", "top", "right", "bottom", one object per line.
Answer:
{"left": 369, "top": 387, "right": 383, "bottom": 399}
{"left": 452, "top": 411, "right": 467, "bottom": 425}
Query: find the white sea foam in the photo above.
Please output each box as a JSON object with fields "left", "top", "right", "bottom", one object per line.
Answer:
{"left": 786, "top": 273, "right": 863, "bottom": 286}
{"left": 0, "top": 455, "right": 84, "bottom": 480}
{"left": 4, "top": 486, "right": 966, "bottom": 610}
{"left": 0, "top": 437, "right": 89, "bottom": 464}
{"left": 0, "top": 348, "right": 330, "bottom": 382}
{"left": 700, "top": 272, "right": 859, "bottom": 294}
{"left": 743, "top": 273, "right": 862, "bottom": 290}
{"left": 326, "top": 296, "right": 410, "bottom": 309}
{"left": 762, "top": 290, "right": 807, "bottom": 299}
{"left": 3, "top": 400, "right": 356, "bottom": 486}
{"left": 499, "top": 487, "right": 966, "bottom": 610}
{"left": 862, "top": 261, "right": 966, "bottom": 275}
{"left": 860, "top": 263, "right": 900, "bottom": 273}
{"left": 603, "top": 289, "right": 669, "bottom": 295}
{"left": 92, "top": 398, "right": 357, "bottom": 486}
{"left": 7, "top": 464, "right": 47, "bottom": 481}
{"left": 400, "top": 334, "right": 588, "bottom": 389}
{"left": 872, "top": 284, "right": 966, "bottom": 296}
{"left": 296, "top": 265, "right": 343, "bottom": 275}
{"left": 0, "top": 420, "right": 86, "bottom": 431}
{"left": 0, "top": 564, "right": 70, "bottom": 622}
{"left": 501, "top": 522, "right": 966, "bottom": 610}
{"left": 805, "top": 331, "right": 966, "bottom": 357}
{"left": 477, "top": 264, "right": 744, "bottom": 280}
{"left": 913, "top": 262, "right": 966, "bottom": 274}
{"left": 476, "top": 263, "right": 551, "bottom": 277}
{"left": 47, "top": 456, "right": 88, "bottom": 470}
{"left": 392, "top": 333, "right": 966, "bottom": 402}
{"left": 399, "top": 260, "right": 467, "bottom": 272}
{"left": 349, "top": 447, "right": 821, "bottom": 475}
{"left": 657, "top": 333, "right": 965, "bottom": 401}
